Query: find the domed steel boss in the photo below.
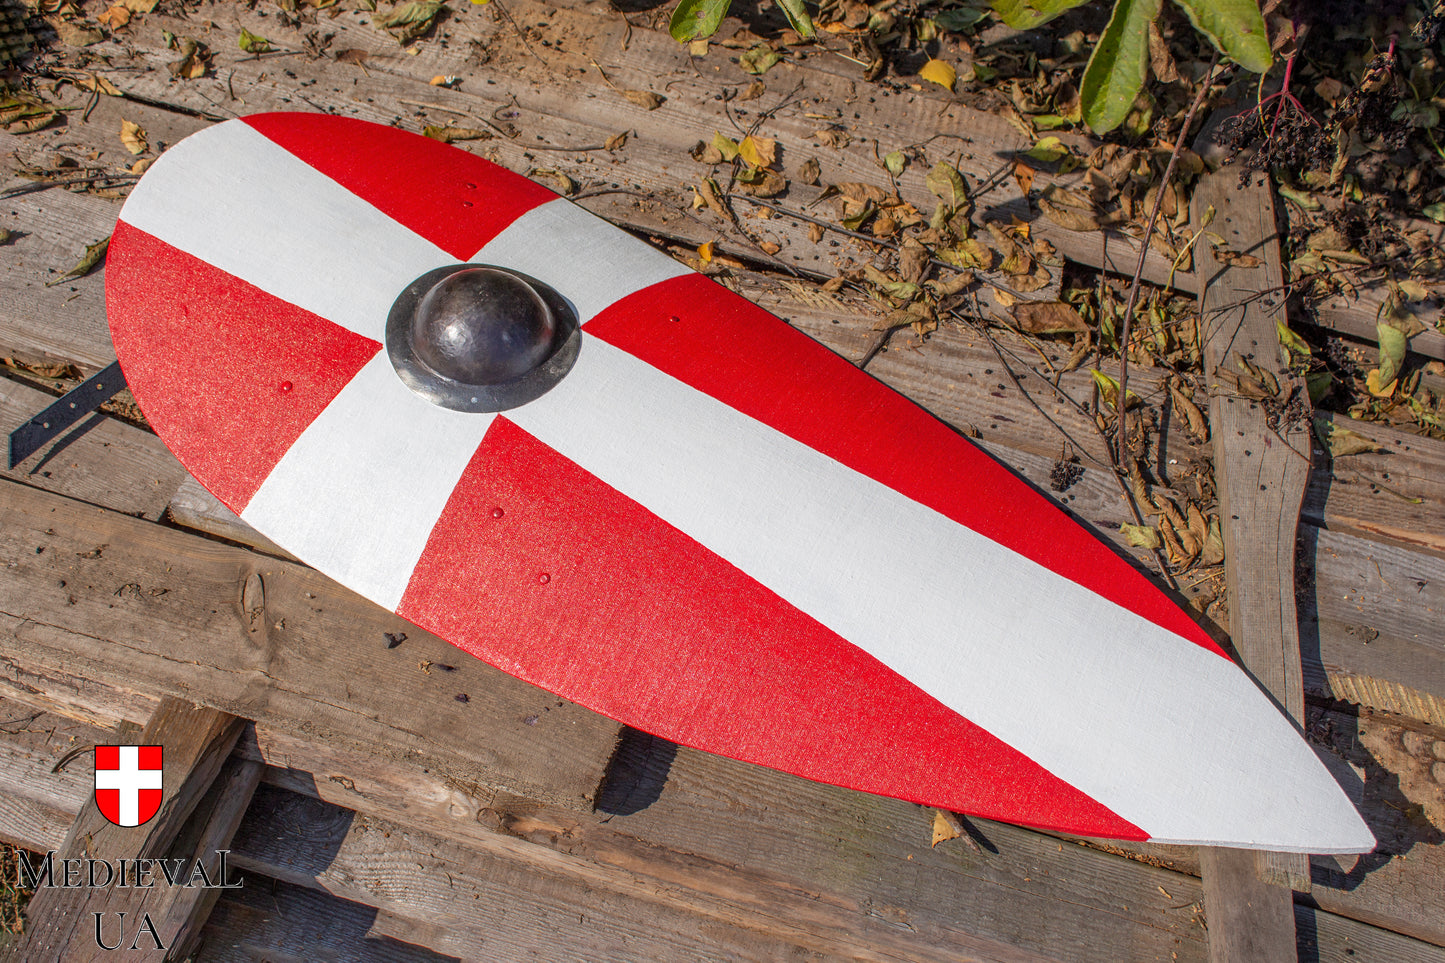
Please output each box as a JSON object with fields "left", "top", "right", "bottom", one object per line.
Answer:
{"left": 386, "top": 265, "right": 580, "bottom": 412}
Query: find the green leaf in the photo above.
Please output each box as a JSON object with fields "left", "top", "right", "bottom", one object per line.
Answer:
{"left": 775, "top": 0, "right": 814, "bottom": 39}
{"left": 238, "top": 27, "right": 271, "bottom": 53}
{"left": 1276, "top": 320, "right": 1310, "bottom": 359}
{"left": 669, "top": 0, "right": 729, "bottom": 42}
{"left": 883, "top": 150, "right": 906, "bottom": 176}
{"left": 1090, "top": 368, "right": 1140, "bottom": 410}
{"left": 1313, "top": 418, "right": 1385, "bottom": 458}
{"left": 1376, "top": 322, "right": 1407, "bottom": 389}
{"left": 1423, "top": 202, "right": 1445, "bottom": 224}
{"left": 374, "top": 0, "right": 441, "bottom": 27}
{"left": 47, "top": 236, "right": 110, "bottom": 286}
{"left": 1080, "top": 0, "right": 1161, "bottom": 134}
{"left": 1305, "top": 370, "right": 1332, "bottom": 404}
{"left": 934, "top": 5, "right": 989, "bottom": 31}
{"left": 711, "top": 131, "right": 740, "bottom": 161}
{"left": 989, "top": 0, "right": 1089, "bottom": 30}
{"left": 1169, "top": 0, "right": 1271, "bottom": 73}
{"left": 739, "top": 44, "right": 782, "bottom": 74}
{"left": 1025, "top": 135, "right": 1068, "bottom": 163}
{"left": 925, "top": 162, "right": 967, "bottom": 211}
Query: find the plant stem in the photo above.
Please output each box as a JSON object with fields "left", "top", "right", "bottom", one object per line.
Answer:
{"left": 1114, "top": 50, "right": 1220, "bottom": 465}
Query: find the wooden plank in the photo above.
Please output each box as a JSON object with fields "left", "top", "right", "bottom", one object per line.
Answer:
{"left": 233, "top": 784, "right": 984, "bottom": 963}
{"left": 1199, "top": 847, "right": 1296, "bottom": 960}
{"left": 1, "top": 376, "right": 189, "bottom": 521}
{"left": 13, "top": 698, "right": 244, "bottom": 962}
{"left": 1300, "top": 906, "right": 1445, "bottom": 963}
{"left": 6, "top": 692, "right": 1443, "bottom": 959}
{"left": 1303, "top": 412, "right": 1445, "bottom": 560}
{"left": 166, "top": 477, "right": 299, "bottom": 563}
{"left": 0, "top": 476, "right": 624, "bottom": 811}
{"left": 1300, "top": 704, "right": 1445, "bottom": 947}
{"left": 196, "top": 876, "right": 461, "bottom": 963}
{"left": 149, "top": 754, "right": 264, "bottom": 962}
{"left": 1302, "top": 525, "right": 1445, "bottom": 728}
{"left": 1192, "top": 163, "right": 1308, "bottom": 949}
{"left": 1308, "top": 285, "right": 1445, "bottom": 363}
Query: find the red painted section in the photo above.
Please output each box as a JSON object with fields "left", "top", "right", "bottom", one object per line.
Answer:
{"left": 398, "top": 418, "right": 1147, "bottom": 839}
{"left": 242, "top": 113, "right": 557, "bottom": 260}
{"left": 107, "top": 222, "right": 380, "bottom": 513}
{"left": 95, "top": 746, "right": 118, "bottom": 770}
{"left": 95, "top": 789, "right": 120, "bottom": 825}
{"left": 583, "top": 273, "right": 1224, "bottom": 656}
{"left": 137, "top": 746, "right": 162, "bottom": 770}
{"left": 136, "top": 789, "right": 162, "bottom": 824}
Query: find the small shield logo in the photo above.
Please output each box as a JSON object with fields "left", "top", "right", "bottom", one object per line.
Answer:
{"left": 94, "top": 745, "right": 164, "bottom": 827}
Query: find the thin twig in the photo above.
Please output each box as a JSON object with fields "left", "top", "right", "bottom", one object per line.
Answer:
{"left": 494, "top": 0, "right": 549, "bottom": 66}
{"left": 952, "top": 303, "right": 1181, "bottom": 589}
{"left": 0, "top": 174, "right": 139, "bottom": 200}
{"left": 1115, "top": 51, "right": 1222, "bottom": 464}
{"left": 397, "top": 98, "right": 470, "bottom": 115}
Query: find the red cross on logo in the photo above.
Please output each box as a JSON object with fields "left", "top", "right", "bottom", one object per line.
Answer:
{"left": 94, "top": 745, "right": 164, "bottom": 827}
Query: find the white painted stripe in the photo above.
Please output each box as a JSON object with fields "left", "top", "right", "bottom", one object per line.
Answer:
{"left": 241, "top": 355, "right": 496, "bottom": 611}
{"left": 118, "top": 119, "right": 453, "bottom": 343}
{"left": 470, "top": 200, "right": 691, "bottom": 324}
{"left": 509, "top": 337, "right": 1374, "bottom": 854}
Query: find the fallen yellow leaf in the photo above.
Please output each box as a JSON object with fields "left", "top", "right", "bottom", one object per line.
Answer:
{"left": 931, "top": 809, "right": 962, "bottom": 847}
{"left": 119, "top": 119, "right": 148, "bottom": 155}
{"left": 919, "top": 59, "right": 956, "bottom": 90}
{"left": 737, "top": 134, "right": 776, "bottom": 169}
{"left": 97, "top": 5, "right": 131, "bottom": 29}
{"left": 698, "top": 241, "right": 714, "bottom": 263}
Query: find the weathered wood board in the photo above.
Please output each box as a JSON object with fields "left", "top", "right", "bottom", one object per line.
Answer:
{"left": 0, "top": 477, "right": 623, "bottom": 812}
{"left": 3, "top": 693, "right": 1442, "bottom": 961}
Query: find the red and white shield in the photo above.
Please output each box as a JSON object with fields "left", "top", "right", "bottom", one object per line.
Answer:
{"left": 103, "top": 114, "right": 1373, "bottom": 854}
{"left": 94, "top": 745, "right": 163, "bottom": 827}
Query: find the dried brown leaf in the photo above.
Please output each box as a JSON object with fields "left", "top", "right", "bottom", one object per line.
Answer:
{"left": 897, "top": 237, "right": 930, "bottom": 285}
{"left": 623, "top": 89, "right": 665, "bottom": 110}
{"left": 796, "top": 157, "right": 820, "bottom": 186}
{"left": 73, "top": 73, "right": 124, "bottom": 96}
{"left": 48, "top": 16, "right": 105, "bottom": 46}
{"left": 533, "top": 168, "right": 577, "bottom": 196}
{"left": 168, "top": 39, "right": 210, "bottom": 79}
{"left": 931, "top": 809, "right": 963, "bottom": 847}
{"left": 1168, "top": 380, "right": 1209, "bottom": 443}
{"left": 423, "top": 126, "right": 492, "bottom": 143}
{"left": 737, "top": 167, "right": 786, "bottom": 197}
{"left": 1010, "top": 301, "right": 1087, "bottom": 336}
{"left": 737, "top": 80, "right": 766, "bottom": 102}
{"left": 97, "top": 5, "right": 131, "bottom": 29}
